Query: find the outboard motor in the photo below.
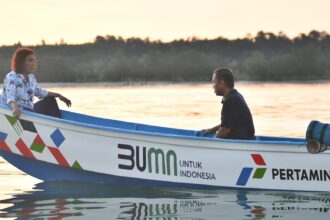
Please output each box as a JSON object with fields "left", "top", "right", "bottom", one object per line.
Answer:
{"left": 306, "top": 121, "right": 330, "bottom": 154}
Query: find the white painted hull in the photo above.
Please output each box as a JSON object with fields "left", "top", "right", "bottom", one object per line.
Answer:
{"left": 0, "top": 103, "right": 328, "bottom": 191}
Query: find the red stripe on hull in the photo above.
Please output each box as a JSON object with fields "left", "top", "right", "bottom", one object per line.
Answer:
{"left": 15, "top": 139, "right": 36, "bottom": 159}
{"left": 48, "top": 147, "right": 70, "bottom": 167}
{"left": 0, "top": 140, "right": 11, "bottom": 153}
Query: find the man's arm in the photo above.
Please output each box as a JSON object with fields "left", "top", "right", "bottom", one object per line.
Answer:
{"left": 214, "top": 127, "right": 231, "bottom": 138}
{"left": 216, "top": 98, "right": 235, "bottom": 138}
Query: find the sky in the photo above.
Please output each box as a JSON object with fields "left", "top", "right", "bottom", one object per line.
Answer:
{"left": 0, "top": 0, "right": 329, "bottom": 45}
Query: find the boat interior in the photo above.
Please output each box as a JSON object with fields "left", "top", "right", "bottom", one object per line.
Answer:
{"left": 60, "top": 110, "right": 305, "bottom": 144}
{"left": 0, "top": 103, "right": 306, "bottom": 144}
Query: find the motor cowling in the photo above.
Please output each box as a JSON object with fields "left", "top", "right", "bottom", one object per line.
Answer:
{"left": 306, "top": 121, "right": 330, "bottom": 154}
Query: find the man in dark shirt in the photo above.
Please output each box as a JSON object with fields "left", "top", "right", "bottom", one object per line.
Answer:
{"left": 203, "top": 68, "right": 255, "bottom": 140}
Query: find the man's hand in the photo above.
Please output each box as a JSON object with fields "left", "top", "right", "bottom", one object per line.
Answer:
{"left": 201, "top": 129, "right": 213, "bottom": 136}
{"left": 201, "top": 125, "right": 220, "bottom": 136}
{"left": 214, "top": 127, "right": 231, "bottom": 138}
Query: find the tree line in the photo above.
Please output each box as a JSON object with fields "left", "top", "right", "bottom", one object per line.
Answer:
{"left": 1, "top": 30, "right": 330, "bottom": 82}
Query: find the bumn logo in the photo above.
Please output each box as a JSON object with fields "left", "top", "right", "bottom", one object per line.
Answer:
{"left": 118, "top": 144, "right": 178, "bottom": 176}
{"left": 236, "top": 154, "right": 267, "bottom": 186}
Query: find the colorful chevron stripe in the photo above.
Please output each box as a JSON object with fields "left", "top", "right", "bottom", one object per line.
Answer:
{"left": 0, "top": 131, "right": 11, "bottom": 153}
{"left": 16, "top": 138, "right": 36, "bottom": 159}
{"left": 1, "top": 116, "right": 83, "bottom": 170}
{"left": 236, "top": 154, "right": 267, "bottom": 186}
{"left": 5, "top": 115, "right": 24, "bottom": 136}
{"left": 5, "top": 115, "right": 38, "bottom": 136}
{"left": 30, "top": 135, "right": 46, "bottom": 153}
{"left": 48, "top": 146, "right": 70, "bottom": 167}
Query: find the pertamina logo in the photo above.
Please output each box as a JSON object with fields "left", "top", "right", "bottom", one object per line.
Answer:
{"left": 236, "top": 154, "right": 266, "bottom": 186}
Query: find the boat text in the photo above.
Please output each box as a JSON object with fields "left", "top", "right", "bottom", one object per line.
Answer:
{"left": 272, "top": 169, "right": 330, "bottom": 181}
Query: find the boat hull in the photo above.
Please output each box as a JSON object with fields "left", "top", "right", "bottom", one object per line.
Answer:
{"left": 0, "top": 149, "right": 215, "bottom": 189}
{"left": 1, "top": 104, "right": 329, "bottom": 191}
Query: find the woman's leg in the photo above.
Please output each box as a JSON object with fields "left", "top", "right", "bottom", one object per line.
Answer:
{"left": 34, "top": 97, "right": 62, "bottom": 118}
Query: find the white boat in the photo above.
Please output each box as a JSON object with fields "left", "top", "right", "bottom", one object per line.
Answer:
{"left": 0, "top": 103, "right": 328, "bottom": 192}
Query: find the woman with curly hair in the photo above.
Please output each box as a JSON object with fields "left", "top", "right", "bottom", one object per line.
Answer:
{"left": 1, "top": 47, "right": 71, "bottom": 118}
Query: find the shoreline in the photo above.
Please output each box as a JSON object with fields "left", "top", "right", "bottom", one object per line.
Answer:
{"left": 39, "top": 80, "right": 330, "bottom": 88}
{"left": 1, "top": 80, "right": 330, "bottom": 88}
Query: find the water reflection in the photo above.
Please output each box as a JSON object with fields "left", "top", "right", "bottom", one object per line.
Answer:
{"left": 1, "top": 83, "right": 330, "bottom": 219}
{"left": 0, "top": 181, "right": 330, "bottom": 219}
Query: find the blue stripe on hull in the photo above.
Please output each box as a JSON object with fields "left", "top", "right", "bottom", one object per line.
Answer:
{"left": 0, "top": 149, "right": 220, "bottom": 189}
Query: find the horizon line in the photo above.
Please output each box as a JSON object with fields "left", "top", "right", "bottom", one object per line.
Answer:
{"left": 1, "top": 29, "right": 328, "bottom": 47}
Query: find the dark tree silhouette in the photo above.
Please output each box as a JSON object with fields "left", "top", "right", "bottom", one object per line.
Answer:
{"left": 1, "top": 30, "right": 330, "bottom": 82}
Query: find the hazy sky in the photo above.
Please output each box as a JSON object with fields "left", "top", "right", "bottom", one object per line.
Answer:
{"left": 0, "top": 0, "right": 329, "bottom": 45}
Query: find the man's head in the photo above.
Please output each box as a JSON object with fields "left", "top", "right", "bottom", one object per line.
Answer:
{"left": 212, "top": 68, "right": 235, "bottom": 96}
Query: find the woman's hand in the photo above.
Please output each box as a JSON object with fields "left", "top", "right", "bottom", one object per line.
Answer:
{"left": 9, "top": 102, "right": 21, "bottom": 118}
{"left": 59, "top": 95, "right": 72, "bottom": 107}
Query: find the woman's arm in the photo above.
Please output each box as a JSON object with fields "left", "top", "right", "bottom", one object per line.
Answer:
{"left": 4, "top": 75, "right": 21, "bottom": 118}
{"left": 47, "top": 91, "right": 72, "bottom": 107}
{"left": 9, "top": 101, "right": 21, "bottom": 118}
{"left": 33, "top": 75, "right": 71, "bottom": 107}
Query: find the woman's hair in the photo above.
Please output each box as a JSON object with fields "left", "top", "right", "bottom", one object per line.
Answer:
{"left": 11, "top": 47, "right": 34, "bottom": 73}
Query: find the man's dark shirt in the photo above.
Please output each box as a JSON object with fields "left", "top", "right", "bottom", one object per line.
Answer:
{"left": 220, "top": 89, "right": 255, "bottom": 140}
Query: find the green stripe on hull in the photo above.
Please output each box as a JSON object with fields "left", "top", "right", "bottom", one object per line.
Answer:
{"left": 72, "top": 161, "right": 82, "bottom": 170}
{"left": 30, "top": 143, "right": 46, "bottom": 153}
{"left": 5, "top": 115, "right": 17, "bottom": 126}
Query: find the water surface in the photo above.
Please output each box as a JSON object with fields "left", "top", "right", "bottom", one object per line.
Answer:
{"left": 1, "top": 82, "right": 330, "bottom": 219}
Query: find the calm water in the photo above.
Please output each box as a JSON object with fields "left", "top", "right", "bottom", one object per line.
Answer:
{"left": 1, "top": 82, "right": 330, "bottom": 219}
